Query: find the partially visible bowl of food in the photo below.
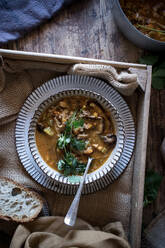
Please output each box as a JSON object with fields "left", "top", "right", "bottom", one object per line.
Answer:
{"left": 111, "top": 0, "right": 165, "bottom": 51}
{"left": 28, "top": 89, "right": 124, "bottom": 185}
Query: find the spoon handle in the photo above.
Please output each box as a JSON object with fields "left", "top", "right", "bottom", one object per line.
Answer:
{"left": 64, "top": 157, "right": 93, "bottom": 226}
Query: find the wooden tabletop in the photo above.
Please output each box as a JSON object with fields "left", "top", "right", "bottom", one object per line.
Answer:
{"left": 1, "top": 0, "right": 165, "bottom": 230}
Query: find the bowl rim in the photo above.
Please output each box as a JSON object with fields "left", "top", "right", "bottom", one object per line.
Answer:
{"left": 28, "top": 89, "right": 125, "bottom": 185}
{"left": 115, "top": 0, "right": 165, "bottom": 45}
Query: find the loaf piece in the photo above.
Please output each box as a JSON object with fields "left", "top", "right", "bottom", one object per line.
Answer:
{"left": 0, "top": 177, "right": 43, "bottom": 222}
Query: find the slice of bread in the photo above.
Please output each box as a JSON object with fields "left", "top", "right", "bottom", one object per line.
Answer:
{"left": 0, "top": 177, "right": 43, "bottom": 222}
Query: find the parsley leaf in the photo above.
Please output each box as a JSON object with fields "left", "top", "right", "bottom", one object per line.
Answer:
{"left": 57, "top": 134, "right": 71, "bottom": 150}
{"left": 65, "top": 152, "right": 77, "bottom": 167}
{"left": 57, "top": 159, "right": 65, "bottom": 171}
{"left": 56, "top": 111, "right": 87, "bottom": 176}
{"left": 65, "top": 111, "right": 77, "bottom": 134}
{"left": 73, "top": 119, "right": 84, "bottom": 129}
{"left": 57, "top": 152, "right": 86, "bottom": 176}
{"left": 57, "top": 111, "right": 85, "bottom": 151}
{"left": 71, "top": 138, "right": 86, "bottom": 151}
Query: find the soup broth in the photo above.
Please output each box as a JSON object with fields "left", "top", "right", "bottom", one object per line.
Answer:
{"left": 35, "top": 96, "right": 116, "bottom": 176}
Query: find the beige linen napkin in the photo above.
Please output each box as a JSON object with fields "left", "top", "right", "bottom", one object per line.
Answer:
{"left": 10, "top": 216, "right": 131, "bottom": 248}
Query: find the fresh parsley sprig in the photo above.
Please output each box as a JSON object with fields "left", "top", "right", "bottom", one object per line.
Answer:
{"left": 57, "top": 111, "right": 85, "bottom": 151}
{"left": 57, "top": 134, "right": 71, "bottom": 151}
{"left": 70, "top": 137, "right": 86, "bottom": 151}
{"left": 57, "top": 111, "right": 87, "bottom": 175}
{"left": 57, "top": 152, "right": 86, "bottom": 176}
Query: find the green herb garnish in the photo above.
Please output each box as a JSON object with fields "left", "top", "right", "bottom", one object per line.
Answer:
{"left": 137, "top": 25, "right": 165, "bottom": 35}
{"left": 57, "top": 111, "right": 85, "bottom": 151}
{"left": 73, "top": 119, "right": 84, "bottom": 129}
{"left": 57, "top": 152, "right": 86, "bottom": 176}
{"left": 57, "top": 111, "right": 87, "bottom": 176}
{"left": 57, "top": 134, "right": 71, "bottom": 150}
{"left": 65, "top": 111, "right": 84, "bottom": 133}
{"left": 70, "top": 137, "right": 86, "bottom": 151}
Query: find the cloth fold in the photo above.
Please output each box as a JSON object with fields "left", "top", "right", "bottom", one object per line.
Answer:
{"left": 69, "top": 63, "right": 139, "bottom": 96}
{"left": 10, "top": 216, "right": 131, "bottom": 248}
{"left": 0, "top": 58, "right": 139, "bottom": 98}
{"left": 0, "top": 0, "right": 74, "bottom": 45}
{"left": 0, "top": 58, "right": 70, "bottom": 124}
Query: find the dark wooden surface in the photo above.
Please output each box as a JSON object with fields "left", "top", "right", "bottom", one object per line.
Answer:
{"left": 1, "top": 0, "right": 165, "bottom": 234}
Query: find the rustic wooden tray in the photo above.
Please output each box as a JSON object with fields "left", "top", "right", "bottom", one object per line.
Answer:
{"left": 0, "top": 49, "right": 152, "bottom": 248}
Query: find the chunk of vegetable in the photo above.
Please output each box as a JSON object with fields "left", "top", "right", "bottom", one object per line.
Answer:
{"left": 83, "top": 147, "right": 93, "bottom": 154}
{"left": 43, "top": 127, "right": 55, "bottom": 136}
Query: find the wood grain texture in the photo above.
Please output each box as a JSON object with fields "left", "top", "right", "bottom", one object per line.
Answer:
{"left": 0, "top": 0, "right": 164, "bottom": 244}
{"left": 1, "top": 0, "right": 142, "bottom": 61}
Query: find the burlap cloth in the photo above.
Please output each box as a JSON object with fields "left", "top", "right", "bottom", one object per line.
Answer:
{"left": 10, "top": 216, "right": 130, "bottom": 248}
{"left": 0, "top": 56, "right": 139, "bottom": 245}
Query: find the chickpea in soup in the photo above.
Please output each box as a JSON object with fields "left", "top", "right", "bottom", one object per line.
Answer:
{"left": 35, "top": 96, "right": 117, "bottom": 176}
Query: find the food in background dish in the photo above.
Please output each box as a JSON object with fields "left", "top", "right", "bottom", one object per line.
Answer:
{"left": 120, "top": 0, "right": 165, "bottom": 42}
{"left": 35, "top": 96, "right": 116, "bottom": 176}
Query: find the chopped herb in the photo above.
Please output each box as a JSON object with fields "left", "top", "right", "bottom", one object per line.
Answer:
{"left": 57, "top": 134, "right": 71, "bottom": 150}
{"left": 57, "top": 159, "right": 65, "bottom": 171}
{"left": 65, "top": 111, "right": 77, "bottom": 134}
{"left": 73, "top": 119, "right": 84, "bottom": 129}
{"left": 64, "top": 152, "right": 77, "bottom": 167}
{"left": 57, "top": 111, "right": 87, "bottom": 175}
{"left": 43, "top": 127, "right": 54, "bottom": 136}
{"left": 137, "top": 25, "right": 165, "bottom": 35}
{"left": 57, "top": 111, "right": 85, "bottom": 151}
{"left": 71, "top": 138, "right": 86, "bottom": 151}
{"left": 57, "top": 152, "right": 86, "bottom": 176}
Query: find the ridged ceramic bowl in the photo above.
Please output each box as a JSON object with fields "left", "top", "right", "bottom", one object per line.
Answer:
{"left": 15, "top": 75, "right": 135, "bottom": 194}
{"left": 28, "top": 89, "right": 125, "bottom": 184}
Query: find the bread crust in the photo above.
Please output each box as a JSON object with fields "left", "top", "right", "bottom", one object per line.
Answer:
{"left": 0, "top": 176, "right": 43, "bottom": 223}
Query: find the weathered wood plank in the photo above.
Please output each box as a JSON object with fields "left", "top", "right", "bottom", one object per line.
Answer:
{"left": 0, "top": 49, "right": 147, "bottom": 69}
{"left": 130, "top": 66, "right": 152, "bottom": 248}
{"left": 1, "top": 0, "right": 141, "bottom": 62}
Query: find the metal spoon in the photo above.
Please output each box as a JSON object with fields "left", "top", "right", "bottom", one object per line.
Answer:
{"left": 64, "top": 157, "right": 93, "bottom": 226}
